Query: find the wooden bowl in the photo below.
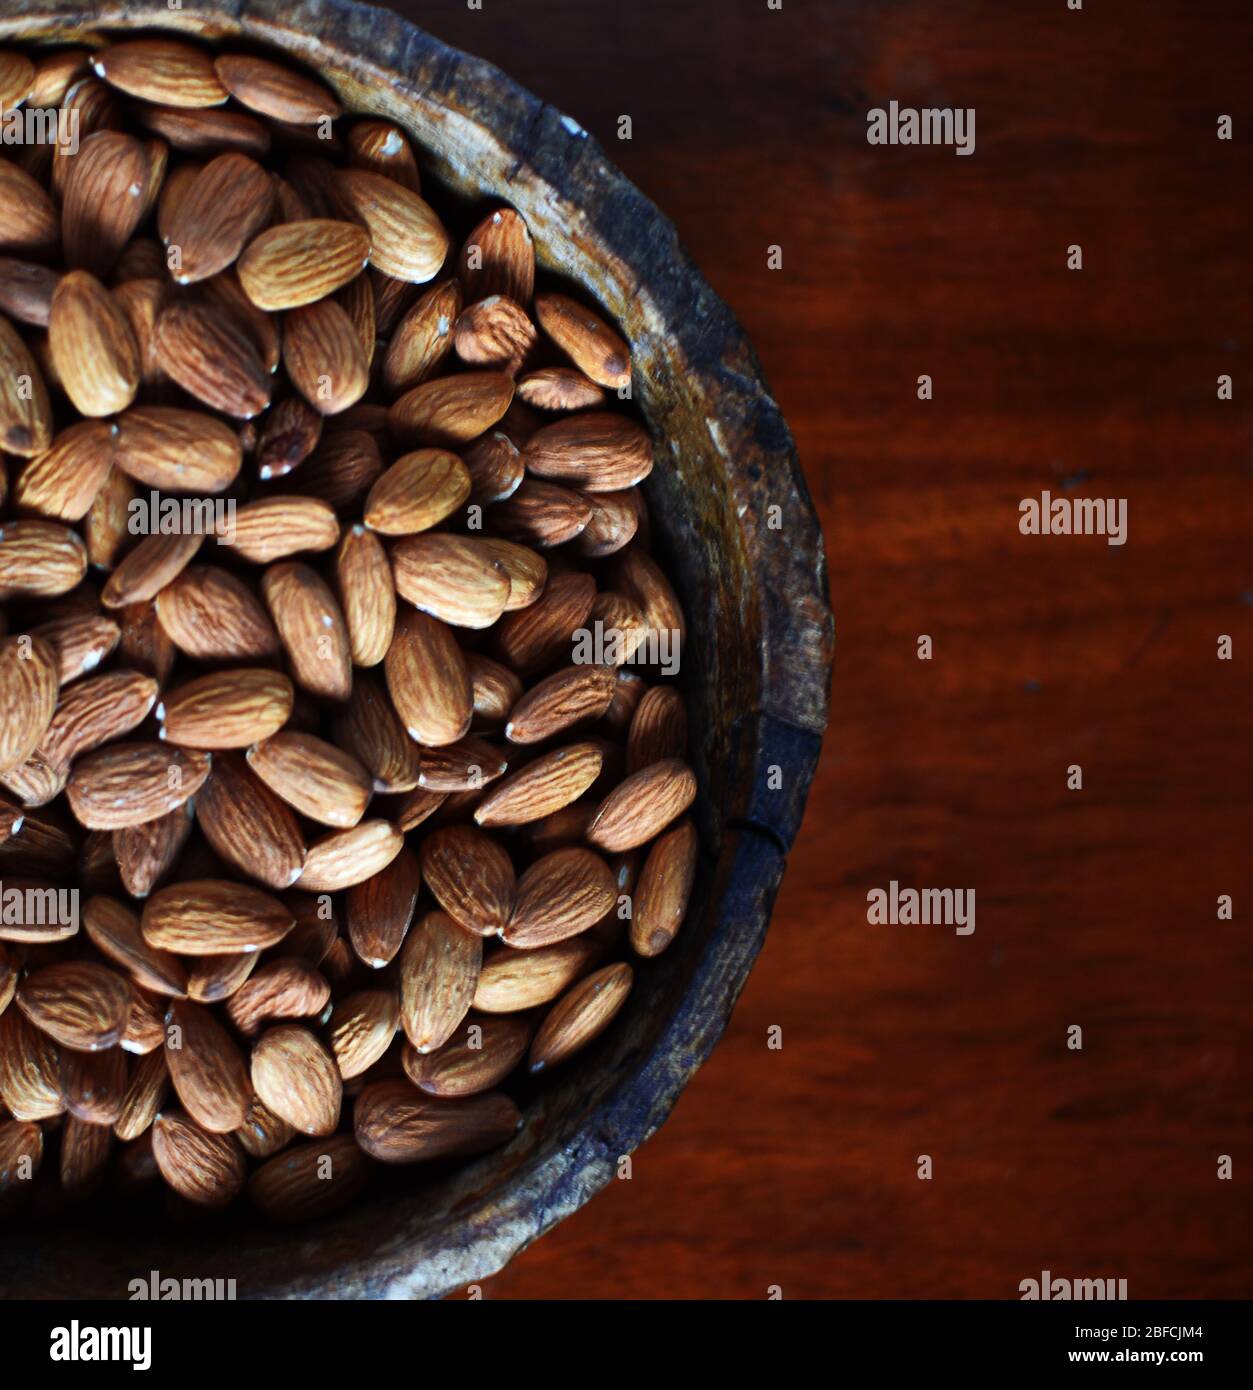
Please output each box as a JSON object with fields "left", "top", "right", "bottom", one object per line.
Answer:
{"left": 0, "top": 0, "right": 832, "bottom": 1298}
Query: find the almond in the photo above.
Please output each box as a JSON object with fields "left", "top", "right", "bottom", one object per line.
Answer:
{"left": 93, "top": 39, "right": 229, "bottom": 108}
{"left": 256, "top": 394, "right": 323, "bottom": 480}
{"left": 283, "top": 296, "right": 369, "bottom": 414}
{"left": 142, "top": 879, "right": 294, "bottom": 956}
{"left": 251, "top": 1023, "right": 341, "bottom": 1136}
{"left": 35, "top": 668, "right": 158, "bottom": 775}
{"left": 115, "top": 405, "right": 243, "bottom": 494}
{"left": 247, "top": 731, "right": 371, "bottom": 828}
{"left": 463, "top": 430, "right": 524, "bottom": 503}
{"left": 61, "top": 131, "right": 151, "bottom": 277}
{"left": 235, "top": 1095, "right": 295, "bottom": 1159}
{"left": 334, "top": 169, "right": 448, "bottom": 282}
{"left": 417, "top": 735, "right": 508, "bottom": 793}
{"left": 61, "top": 1042, "right": 127, "bottom": 1123}
{"left": 467, "top": 652, "right": 524, "bottom": 729}
{"left": 491, "top": 479, "right": 592, "bottom": 549}
{"left": 214, "top": 54, "right": 340, "bottom": 124}
{"left": 384, "top": 608, "right": 473, "bottom": 747}
{"left": 196, "top": 752, "right": 306, "bottom": 890}
{"left": 0, "top": 1008, "right": 64, "bottom": 1119}
{"left": 528, "top": 961, "right": 633, "bottom": 1072}
{"left": 630, "top": 818, "right": 699, "bottom": 957}
{"left": 136, "top": 105, "right": 270, "bottom": 158}
{"left": 261, "top": 562, "right": 353, "bottom": 703}
{"left": 83, "top": 894, "right": 188, "bottom": 997}
{"left": 0, "top": 160, "right": 59, "bottom": 256}
{"left": 524, "top": 412, "right": 652, "bottom": 491}
{"left": 402, "top": 1014, "right": 530, "bottom": 1097}
{"left": 49, "top": 269, "right": 140, "bottom": 417}
{"left": 473, "top": 935, "right": 604, "bottom": 1013}
{"left": 458, "top": 207, "right": 534, "bottom": 305}
{"left": 101, "top": 530, "right": 203, "bottom": 609}
{"left": 505, "top": 664, "right": 617, "bottom": 744}
{"left": 113, "top": 1048, "right": 169, "bottom": 1141}
{"left": 114, "top": 802, "right": 194, "bottom": 898}
{"left": 155, "top": 565, "right": 279, "bottom": 660}
{"left": 534, "top": 291, "right": 631, "bottom": 390}
{"left": 13, "top": 420, "right": 116, "bottom": 522}
{"left": 164, "top": 152, "right": 275, "bottom": 283}
{"left": 158, "top": 667, "right": 294, "bottom": 749}
{"left": 0, "top": 312, "right": 53, "bottom": 455}
{"left": 222, "top": 495, "right": 340, "bottom": 564}
{"left": 0, "top": 635, "right": 58, "bottom": 777}
{"left": 517, "top": 366, "right": 606, "bottom": 412}
{"left": 17, "top": 960, "right": 132, "bottom": 1051}
{"left": 497, "top": 569, "right": 596, "bottom": 675}
{"left": 473, "top": 741, "right": 602, "bottom": 827}
{"left": 381, "top": 278, "right": 460, "bottom": 393}
{"left": 66, "top": 741, "right": 210, "bottom": 831}
{"left": 0, "top": 255, "right": 60, "bottom": 327}
{"left": 418, "top": 825, "right": 516, "bottom": 937}
{"left": 389, "top": 371, "right": 514, "bottom": 447}
{"left": 346, "top": 120, "right": 421, "bottom": 192}
{"left": 151, "top": 1110, "right": 246, "bottom": 1208}
{"left": 226, "top": 958, "right": 330, "bottom": 1036}
{"left": 354, "top": 1078, "right": 519, "bottom": 1164}
{"left": 237, "top": 219, "right": 369, "bottom": 310}
{"left": 153, "top": 296, "right": 270, "bottom": 418}
{"left": 0, "top": 1117, "right": 44, "bottom": 1195}
{"left": 28, "top": 611, "right": 120, "bottom": 684}
{"left": 347, "top": 844, "right": 420, "bottom": 967}
{"left": 626, "top": 685, "right": 688, "bottom": 772}
{"left": 333, "top": 525, "right": 395, "bottom": 667}
{"left": 331, "top": 672, "right": 422, "bottom": 793}
{"left": 397, "top": 910, "right": 482, "bottom": 1054}
{"left": 296, "top": 819, "right": 402, "bottom": 892}
{"left": 587, "top": 758, "right": 697, "bottom": 852}
{"left": 363, "top": 449, "right": 470, "bottom": 536}
{"left": 248, "top": 1133, "right": 372, "bottom": 1222}
{"left": 573, "top": 488, "right": 640, "bottom": 557}
{"left": 504, "top": 847, "right": 617, "bottom": 949}
{"left": 327, "top": 989, "right": 398, "bottom": 1079}
{"left": 454, "top": 294, "right": 536, "bottom": 370}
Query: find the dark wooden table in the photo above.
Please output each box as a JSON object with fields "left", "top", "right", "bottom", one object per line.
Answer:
{"left": 402, "top": 0, "right": 1253, "bottom": 1298}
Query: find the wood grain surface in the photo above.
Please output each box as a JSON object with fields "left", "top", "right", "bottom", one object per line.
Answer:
{"left": 399, "top": 0, "right": 1253, "bottom": 1298}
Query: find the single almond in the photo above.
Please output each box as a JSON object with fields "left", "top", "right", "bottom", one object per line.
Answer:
{"left": 163, "top": 152, "right": 275, "bottom": 283}
{"left": 587, "top": 758, "right": 697, "bottom": 852}
{"left": 496, "top": 569, "right": 596, "bottom": 676}
{"left": 214, "top": 54, "right": 340, "bottom": 124}
{"left": 380, "top": 278, "right": 460, "bottom": 393}
{"left": 334, "top": 525, "right": 395, "bottom": 667}
{"left": 630, "top": 818, "right": 699, "bottom": 957}
{"left": 334, "top": 169, "right": 448, "bottom": 282}
{"left": 573, "top": 488, "right": 640, "bottom": 557}
{"left": 101, "top": 530, "right": 203, "bottom": 610}
{"left": 155, "top": 565, "right": 280, "bottom": 660}
{"left": 61, "top": 131, "right": 151, "bottom": 277}
{"left": 283, "top": 296, "right": 369, "bottom": 415}
{"left": 354, "top": 1077, "right": 519, "bottom": 1164}
{"left": 389, "top": 371, "right": 514, "bottom": 447}
{"left": 462, "top": 430, "right": 524, "bottom": 503}
{"left": 49, "top": 269, "right": 140, "bottom": 417}
{"left": 114, "top": 802, "right": 195, "bottom": 898}
{"left": 390, "top": 533, "right": 512, "bottom": 630}
{"left": 504, "top": 847, "right": 617, "bottom": 949}
{"left": 327, "top": 989, "right": 398, "bottom": 1080}
{"left": 221, "top": 495, "right": 340, "bottom": 564}
{"left": 17, "top": 960, "right": 132, "bottom": 1052}
{"left": 0, "top": 312, "right": 53, "bottom": 455}
{"left": 61, "top": 1042, "right": 127, "bottom": 1123}
{"left": 247, "top": 731, "right": 371, "bottom": 828}
{"left": 35, "top": 668, "right": 158, "bottom": 775}
{"left": 472, "top": 934, "right": 604, "bottom": 1013}
{"left": 454, "top": 294, "right": 536, "bottom": 370}
{"left": 346, "top": 844, "right": 421, "bottom": 967}
{"left": 225, "top": 958, "right": 330, "bottom": 1036}
{"left": 235, "top": 1095, "right": 295, "bottom": 1160}
{"left": 154, "top": 296, "right": 271, "bottom": 418}
{"left": 256, "top": 394, "right": 323, "bottom": 480}
{"left": 490, "top": 479, "right": 592, "bottom": 549}
{"left": 418, "top": 825, "right": 516, "bottom": 938}
{"left": 417, "top": 735, "right": 507, "bottom": 793}
{"left": 384, "top": 608, "right": 473, "bottom": 748}
{"left": 505, "top": 664, "right": 617, "bottom": 744}
{"left": 523, "top": 412, "right": 652, "bottom": 491}
{"left": 251, "top": 1023, "right": 341, "bottom": 1136}
{"left": 28, "top": 612, "right": 120, "bottom": 684}
{"left": 66, "top": 740, "right": 211, "bottom": 831}
{"left": 517, "top": 366, "right": 606, "bottom": 412}
{"left": 136, "top": 104, "right": 270, "bottom": 158}
{"left": 346, "top": 120, "right": 421, "bottom": 191}
{"left": 113, "top": 1048, "right": 169, "bottom": 1141}
{"left": 363, "top": 449, "right": 470, "bottom": 536}
{"left": 296, "top": 819, "right": 403, "bottom": 892}
{"left": 93, "top": 39, "right": 229, "bottom": 108}
{"left": 248, "top": 1133, "right": 372, "bottom": 1222}
{"left": 534, "top": 291, "right": 631, "bottom": 389}
{"left": 458, "top": 208, "right": 534, "bottom": 305}
{"left": 237, "top": 219, "right": 369, "bottom": 310}
{"left": 0, "top": 159, "right": 59, "bottom": 256}
{"left": 196, "top": 751, "right": 306, "bottom": 890}
{"left": 0, "top": 635, "right": 58, "bottom": 777}
{"left": 142, "top": 879, "right": 294, "bottom": 956}
{"left": 402, "top": 1014, "right": 530, "bottom": 1097}
{"left": 115, "top": 405, "right": 243, "bottom": 494}
{"left": 261, "top": 562, "right": 353, "bottom": 703}
{"left": 330, "top": 672, "right": 422, "bottom": 793}
{"left": 158, "top": 667, "right": 294, "bottom": 749}
{"left": 397, "top": 911, "right": 482, "bottom": 1053}
{"left": 13, "top": 420, "right": 116, "bottom": 523}
{"left": 152, "top": 1110, "right": 246, "bottom": 1209}
{"left": 467, "top": 652, "right": 524, "bottom": 729}
{"left": 0, "top": 255, "right": 60, "bottom": 327}
{"left": 0, "top": 1008, "right": 64, "bottom": 1119}
{"left": 528, "top": 961, "right": 633, "bottom": 1072}
{"left": 473, "top": 741, "right": 602, "bottom": 827}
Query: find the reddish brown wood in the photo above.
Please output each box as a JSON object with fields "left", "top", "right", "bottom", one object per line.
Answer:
{"left": 399, "top": 0, "right": 1252, "bottom": 1298}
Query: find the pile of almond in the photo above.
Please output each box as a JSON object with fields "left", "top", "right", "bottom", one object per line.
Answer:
{"left": 0, "top": 37, "right": 699, "bottom": 1221}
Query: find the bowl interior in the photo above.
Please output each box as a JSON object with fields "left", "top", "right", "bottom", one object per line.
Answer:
{"left": 0, "top": 0, "right": 831, "bottom": 1298}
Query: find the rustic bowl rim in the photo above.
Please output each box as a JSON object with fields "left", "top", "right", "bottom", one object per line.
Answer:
{"left": 0, "top": 0, "right": 833, "bottom": 1298}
